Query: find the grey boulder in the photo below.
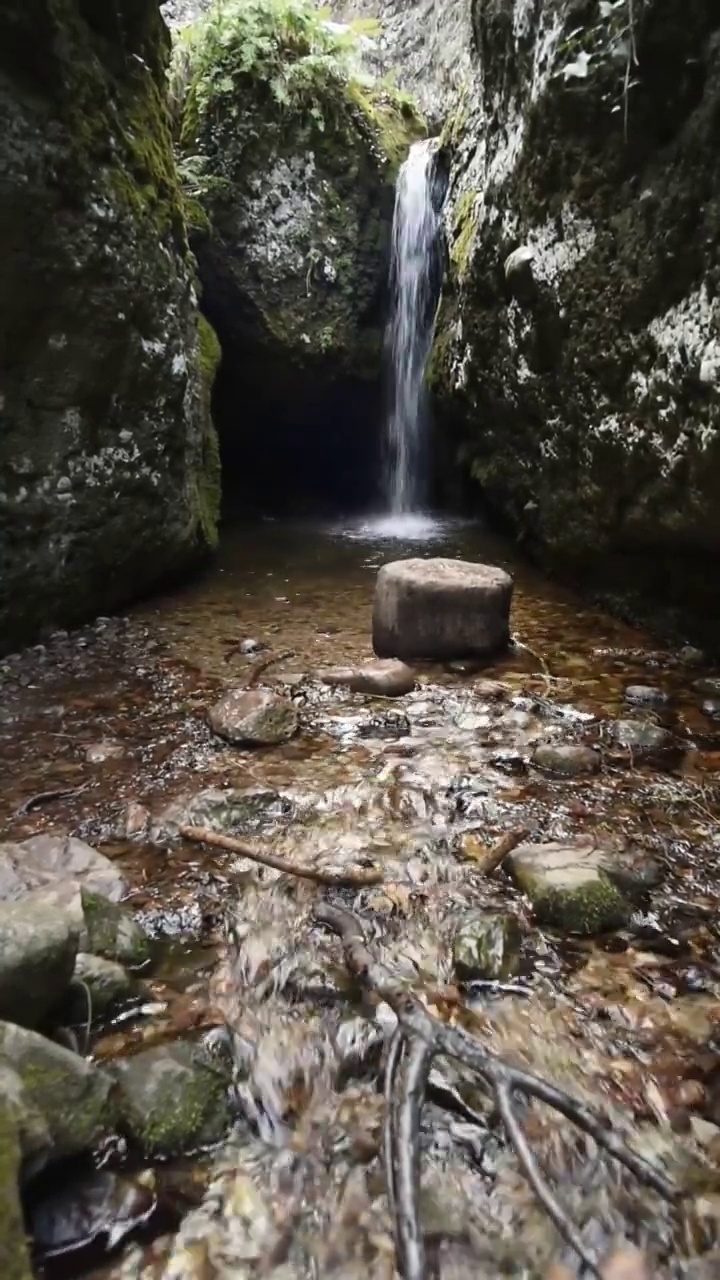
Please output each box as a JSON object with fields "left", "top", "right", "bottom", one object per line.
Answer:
{"left": 208, "top": 688, "right": 299, "bottom": 746}
{"left": 112, "top": 1040, "right": 233, "bottom": 1157}
{"left": 0, "top": 896, "right": 79, "bottom": 1028}
{"left": 0, "top": 835, "right": 124, "bottom": 904}
{"left": 373, "top": 558, "right": 513, "bottom": 661}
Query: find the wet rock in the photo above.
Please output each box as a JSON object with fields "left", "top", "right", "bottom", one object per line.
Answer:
{"left": 29, "top": 1167, "right": 156, "bottom": 1262}
{"left": 154, "top": 787, "right": 295, "bottom": 841}
{"left": 609, "top": 720, "right": 672, "bottom": 751}
{"left": 318, "top": 659, "right": 416, "bottom": 697}
{"left": 66, "top": 955, "right": 136, "bottom": 1022}
{"left": 452, "top": 912, "right": 522, "bottom": 981}
{"left": 84, "top": 740, "right": 126, "bottom": 764}
{"left": 0, "top": 1022, "right": 114, "bottom": 1174}
{"left": 532, "top": 742, "right": 600, "bottom": 777}
{"left": 80, "top": 891, "right": 151, "bottom": 971}
{"left": 693, "top": 677, "right": 720, "bottom": 697}
{"left": 679, "top": 646, "right": 705, "bottom": 666}
{"left": 112, "top": 1040, "right": 233, "bottom": 1157}
{"left": 208, "top": 688, "right": 298, "bottom": 746}
{"left": 357, "top": 711, "right": 411, "bottom": 739}
{"left": 0, "top": 897, "right": 78, "bottom": 1028}
{"left": 624, "top": 685, "right": 668, "bottom": 707}
{"left": 507, "top": 841, "right": 632, "bottom": 934}
{"left": 0, "top": 835, "right": 124, "bottom": 904}
{"left": 372, "top": 558, "right": 513, "bottom": 661}
{"left": 702, "top": 698, "right": 720, "bottom": 719}
{"left": 0, "top": 1100, "right": 31, "bottom": 1280}
{"left": 597, "top": 848, "right": 664, "bottom": 900}
{"left": 121, "top": 802, "right": 151, "bottom": 840}
{"left": 27, "top": 884, "right": 150, "bottom": 971}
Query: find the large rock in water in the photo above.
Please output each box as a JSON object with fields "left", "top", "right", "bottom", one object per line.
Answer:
{"left": 428, "top": 0, "right": 720, "bottom": 630}
{"left": 0, "top": 835, "right": 125, "bottom": 903}
{"left": 208, "top": 688, "right": 299, "bottom": 746}
{"left": 373, "top": 558, "right": 513, "bottom": 659}
{"left": 0, "top": 0, "right": 221, "bottom": 651}
{"left": 176, "top": 2, "right": 424, "bottom": 508}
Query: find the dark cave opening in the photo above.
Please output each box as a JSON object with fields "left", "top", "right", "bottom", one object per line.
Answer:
{"left": 210, "top": 353, "right": 386, "bottom": 519}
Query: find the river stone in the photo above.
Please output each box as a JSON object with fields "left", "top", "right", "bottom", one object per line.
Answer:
{"left": 0, "top": 1022, "right": 114, "bottom": 1175}
{"left": 26, "top": 883, "right": 150, "bottom": 970}
{"left": 318, "top": 659, "right": 416, "bottom": 697}
{"left": 208, "top": 688, "right": 299, "bottom": 746}
{"left": 532, "top": 743, "right": 600, "bottom": 777}
{"left": 624, "top": 685, "right": 668, "bottom": 707}
{"left": 609, "top": 720, "right": 672, "bottom": 751}
{"left": 702, "top": 698, "right": 720, "bottom": 719}
{"left": 0, "top": 898, "right": 78, "bottom": 1028}
{"left": 694, "top": 677, "right": 720, "bottom": 698}
{"left": 85, "top": 740, "right": 126, "bottom": 764}
{"left": 452, "top": 912, "right": 522, "bottom": 981}
{"left": 66, "top": 955, "right": 136, "bottom": 1022}
{"left": 0, "top": 835, "right": 124, "bottom": 904}
{"left": 0, "top": 1100, "right": 31, "bottom": 1280}
{"left": 29, "top": 1167, "right": 156, "bottom": 1263}
{"left": 507, "top": 841, "right": 632, "bottom": 934}
{"left": 112, "top": 1040, "right": 233, "bottom": 1157}
{"left": 372, "top": 558, "right": 513, "bottom": 661}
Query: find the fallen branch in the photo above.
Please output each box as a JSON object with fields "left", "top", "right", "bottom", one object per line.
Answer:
{"left": 315, "top": 903, "right": 677, "bottom": 1280}
{"left": 246, "top": 650, "right": 296, "bottom": 688}
{"left": 14, "top": 782, "right": 89, "bottom": 817}
{"left": 180, "top": 825, "right": 384, "bottom": 888}
{"left": 472, "top": 824, "right": 531, "bottom": 876}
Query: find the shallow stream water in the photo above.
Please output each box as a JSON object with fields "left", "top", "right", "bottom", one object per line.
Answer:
{"left": 4, "top": 515, "right": 720, "bottom": 1277}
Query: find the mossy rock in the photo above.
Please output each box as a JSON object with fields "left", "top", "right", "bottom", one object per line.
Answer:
{"left": 0, "top": 0, "right": 220, "bottom": 651}
{"left": 0, "top": 1101, "right": 32, "bottom": 1280}
{"left": 80, "top": 889, "right": 152, "bottom": 970}
{"left": 112, "top": 1040, "right": 234, "bottom": 1157}
{"left": 507, "top": 841, "right": 632, "bottom": 935}
{"left": 452, "top": 912, "right": 522, "bottom": 981}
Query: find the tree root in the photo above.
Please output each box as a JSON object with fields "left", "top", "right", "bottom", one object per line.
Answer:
{"left": 315, "top": 902, "right": 678, "bottom": 1280}
{"left": 180, "top": 825, "right": 384, "bottom": 888}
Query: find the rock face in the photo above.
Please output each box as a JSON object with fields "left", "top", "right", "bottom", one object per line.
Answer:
{"left": 429, "top": 0, "right": 720, "bottom": 624}
{"left": 373, "top": 558, "right": 513, "bottom": 659}
{"left": 208, "top": 688, "right": 299, "bottom": 747}
{"left": 177, "top": 1, "right": 424, "bottom": 508}
{"left": 0, "top": 0, "right": 220, "bottom": 651}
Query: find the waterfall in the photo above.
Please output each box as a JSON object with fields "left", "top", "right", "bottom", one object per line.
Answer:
{"left": 383, "top": 139, "right": 442, "bottom": 515}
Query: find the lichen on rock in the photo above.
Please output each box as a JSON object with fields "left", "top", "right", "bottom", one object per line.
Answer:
{"left": 430, "top": 0, "right": 720, "bottom": 629}
{"left": 0, "top": 0, "right": 221, "bottom": 651}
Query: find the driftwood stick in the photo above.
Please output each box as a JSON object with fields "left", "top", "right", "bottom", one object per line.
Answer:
{"left": 314, "top": 903, "right": 677, "bottom": 1280}
{"left": 473, "top": 824, "right": 531, "bottom": 875}
{"left": 180, "top": 825, "right": 384, "bottom": 888}
{"left": 14, "top": 782, "right": 89, "bottom": 817}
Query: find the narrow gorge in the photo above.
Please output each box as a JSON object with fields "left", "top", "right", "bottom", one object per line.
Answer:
{"left": 1, "top": 3, "right": 720, "bottom": 1279}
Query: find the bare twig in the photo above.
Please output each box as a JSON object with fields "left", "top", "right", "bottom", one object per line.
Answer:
{"left": 14, "top": 782, "right": 89, "bottom": 817}
{"left": 315, "top": 903, "right": 677, "bottom": 1280}
{"left": 180, "top": 825, "right": 384, "bottom": 888}
{"left": 472, "top": 824, "right": 531, "bottom": 875}
{"left": 246, "top": 650, "right": 296, "bottom": 688}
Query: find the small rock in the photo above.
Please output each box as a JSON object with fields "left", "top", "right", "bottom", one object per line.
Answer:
{"left": 85, "top": 740, "right": 126, "bottom": 764}
{"left": 238, "top": 638, "right": 263, "bottom": 655}
{"left": 473, "top": 678, "right": 509, "bottom": 699}
{"left": 0, "top": 835, "right": 124, "bottom": 904}
{"left": 357, "top": 711, "right": 411, "bottom": 739}
{"left": 29, "top": 1167, "right": 156, "bottom": 1262}
{"left": 318, "top": 659, "right": 416, "bottom": 697}
{"left": 679, "top": 646, "right": 705, "bottom": 666}
{"left": 0, "top": 897, "right": 78, "bottom": 1028}
{"left": 372, "top": 558, "right": 513, "bottom": 661}
{"left": 66, "top": 954, "right": 136, "bottom": 1021}
{"left": 624, "top": 685, "right": 668, "bottom": 707}
{"left": 112, "top": 1040, "right": 233, "bottom": 1157}
{"left": 693, "top": 677, "right": 720, "bottom": 697}
{"left": 153, "top": 787, "right": 294, "bottom": 841}
{"left": 452, "top": 912, "right": 522, "bottom": 981}
{"left": 0, "top": 1022, "right": 114, "bottom": 1174}
{"left": 121, "top": 801, "right": 151, "bottom": 839}
{"left": 532, "top": 742, "right": 600, "bottom": 777}
{"left": 609, "top": 720, "right": 671, "bottom": 751}
{"left": 702, "top": 698, "right": 720, "bottom": 719}
{"left": 208, "top": 688, "right": 298, "bottom": 746}
{"left": 507, "top": 840, "right": 632, "bottom": 934}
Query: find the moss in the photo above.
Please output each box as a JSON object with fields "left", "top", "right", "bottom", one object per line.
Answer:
{"left": 529, "top": 874, "right": 631, "bottom": 935}
{"left": 0, "top": 1105, "right": 31, "bottom": 1280}
{"left": 113, "top": 1042, "right": 232, "bottom": 1157}
{"left": 81, "top": 889, "right": 152, "bottom": 970}
{"left": 450, "top": 189, "right": 479, "bottom": 280}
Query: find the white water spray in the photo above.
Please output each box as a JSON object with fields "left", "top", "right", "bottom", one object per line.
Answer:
{"left": 383, "top": 139, "right": 442, "bottom": 515}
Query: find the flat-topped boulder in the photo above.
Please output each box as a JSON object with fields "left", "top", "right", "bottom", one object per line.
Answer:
{"left": 372, "top": 558, "right": 513, "bottom": 661}
{"left": 318, "top": 659, "right": 416, "bottom": 698}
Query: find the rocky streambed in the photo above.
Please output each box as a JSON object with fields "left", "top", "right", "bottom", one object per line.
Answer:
{"left": 3, "top": 517, "right": 720, "bottom": 1278}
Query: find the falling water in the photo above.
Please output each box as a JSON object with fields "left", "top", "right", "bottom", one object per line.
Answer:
{"left": 383, "top": 139, "right": 442, "bottom": 515}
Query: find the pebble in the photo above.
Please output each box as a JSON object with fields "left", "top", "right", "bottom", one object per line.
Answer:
{"left": 624, "top": 685, "right": 668, "bottom": 706}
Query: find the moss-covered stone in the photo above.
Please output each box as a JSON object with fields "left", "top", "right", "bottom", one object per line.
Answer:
{"left": 0, "top": 0, "right": 220, "bottom": 651}
{"left": 81, "top": 889, "right": 152, "bottom": 970}
{"left": 431, "top": 0, "right": 720, "bottom": 633}
{"left": 0, "top": 1101, "right": 31, "bottom": 1280}
{"left": 507, "top": 840, "right": 632, "bottom": 935}
{"left": 112, "top": 1040, "right": 233, "bottom": 1157}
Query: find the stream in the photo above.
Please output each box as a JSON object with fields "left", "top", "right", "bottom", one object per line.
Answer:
{"left": 4, "top": 515, "right": 720, "bottom": 1277}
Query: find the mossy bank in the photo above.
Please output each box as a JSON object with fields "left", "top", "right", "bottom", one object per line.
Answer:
{"left": 0, "top": 0, "right": 221, "bottom": 651}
